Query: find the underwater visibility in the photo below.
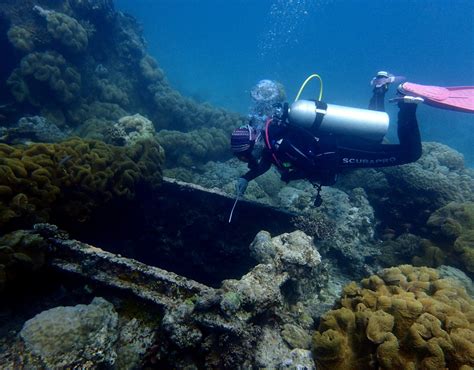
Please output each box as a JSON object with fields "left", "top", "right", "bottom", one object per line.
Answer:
{"left": 0, "top": 0, "right": 473, "bottom": 368}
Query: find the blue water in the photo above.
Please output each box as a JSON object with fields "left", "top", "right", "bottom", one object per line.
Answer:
{"left": 116, "top": 0, "right": 474, "bottom": 166}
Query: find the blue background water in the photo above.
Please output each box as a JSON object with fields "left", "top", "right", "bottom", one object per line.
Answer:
{"left": 116, "top": 0, "right": 474, "bottom": 166}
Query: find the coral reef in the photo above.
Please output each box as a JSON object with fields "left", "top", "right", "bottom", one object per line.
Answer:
{"left": 7, "top": 26, "right": 35, "bottom": 52}
{"left": 0, "top": 229, "right": 47, "bottom": 292}
{"left": 157, "top": 127, "right": 231, "bottom": 167}
{"left": 20, "top": 297, "right": 118, "bottom": 368}
{"left": 108, "top": 113, "right": 156, "bottom": 147}
{"left": 313, "top": 265, "right": 474, "bottom": 370}
{"left": 168, "top": 158, "right": 379, "bottom": 278}
{"left": 149, "top": 81, "right": 244, "bottom": 132}
{"left": 0, "top": 138, "right": 164, "bottom": 231}
{"left": 287, "top": 184, "right": 379, "bottom": 277}
{"left": 95, "top": 78, "right": 130, "bottom": 107}
{"left": 413, "top": 202, "right": 474, "bottom": 275}
{"left": 1, "top": 0, "right": 243, "bottom": 150}
{"left": 34, "top": 6, "right": 88, "bottom": 53}
{"left": 291, "top": 211, "right": 335, "bottom": 240}
{"left": 377, "top": 233, "right": 425, "bottom": 267}
{"left": 144, "top": 229, "right": 336, "bottom": 368}
{"left": 7, "top": 51, "right": 81, "bottom": 105}
{"left": 337, "top": 142, "right": 474, "bottom": 234}
{"left": 0, "top": 116, "right": 68, "bottom": 144}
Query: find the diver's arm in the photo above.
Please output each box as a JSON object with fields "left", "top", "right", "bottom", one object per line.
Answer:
{"left": 242, "top": 149, "right": 273, "bottom": 182}
{"left": 337, "top": 102, "right": 422, "bottom": 168}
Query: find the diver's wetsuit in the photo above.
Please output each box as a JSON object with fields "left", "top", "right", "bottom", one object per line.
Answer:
{"left": 241, "top": 89, "right": 422, "bottom": 186}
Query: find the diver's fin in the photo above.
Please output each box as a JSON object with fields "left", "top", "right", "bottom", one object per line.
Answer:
{"left": 399, "top": 82, "right": 474, "bottom": 113}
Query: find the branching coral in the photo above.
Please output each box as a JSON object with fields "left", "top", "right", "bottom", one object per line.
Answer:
{"left": 0, "top": 138, "right": 164, "bottom": 230}
{"left": 312, "top": 265, "right": 474, "bottom": 370}
{"left": 7, "top": 51, "right": 81, "bottom": 105}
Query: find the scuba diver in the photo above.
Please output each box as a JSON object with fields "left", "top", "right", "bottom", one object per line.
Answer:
{"left": 230, "top": 72, "right": 424, "bottom": 207}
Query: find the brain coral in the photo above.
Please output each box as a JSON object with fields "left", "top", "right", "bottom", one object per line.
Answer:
{"left": 312, "top": 265, "right": 474, "bottom": 370}
{"left": 0, "top": 138, "right": 164, "bottom": 230}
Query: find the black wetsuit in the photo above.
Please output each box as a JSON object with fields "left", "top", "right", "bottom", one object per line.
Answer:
{"left": 241, "top": 89, "right": 422, "bottom": 186}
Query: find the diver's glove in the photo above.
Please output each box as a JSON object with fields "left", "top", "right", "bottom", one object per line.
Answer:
{"left": 236, "top": 177, "right": 248, "bottom": 196}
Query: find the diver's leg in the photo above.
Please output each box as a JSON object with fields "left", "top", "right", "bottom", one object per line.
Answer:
{"left": 337, "top": 97, "right": 422, "bottom": 168}
{"left": 396, "top": 99, "right": 422, "bottom": 162}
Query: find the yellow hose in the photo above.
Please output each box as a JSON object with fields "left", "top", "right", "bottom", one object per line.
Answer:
{"left": 294, "top": 73, "right": 323, "bottom": 102}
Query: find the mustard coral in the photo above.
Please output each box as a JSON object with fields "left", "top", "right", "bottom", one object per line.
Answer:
{"left": 313, "top": 265, "right": 474, "bottom": 370}
{"left": 0, "top": 138, "right": 164, "bottom": 230}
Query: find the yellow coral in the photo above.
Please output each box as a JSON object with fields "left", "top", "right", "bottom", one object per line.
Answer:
{"left": 0, "top": 138, "right": 164, "bottom": 230}
{"left": 416, "top": 202, "right": 474, "bottom": 274}
{"left": 312, "top": 265, "right": 474, "bottom": 370}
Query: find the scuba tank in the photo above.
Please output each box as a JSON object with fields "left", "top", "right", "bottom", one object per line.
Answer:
{"left": 289, "top": 73, "right": 390, "bottom": 143}
{"left": 288, "top": 99, "right": 389, "bottom": 142}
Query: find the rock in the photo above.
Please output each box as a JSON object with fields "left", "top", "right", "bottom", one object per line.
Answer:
{"left": 161, "top": 302, "right": 202, "bottom": 349}
{"left": 20, "top": 297, "right": 119, "bottom": 368}
{"left": 281, "top": 324, "right": 312, "bottom": 349}
{"left": 115, "top": 318, "right": 156, "bottom": 370}
{"left": 279, "top": 349, "right": 316, "bottom": 369}
{"left": 250, "top": 230, "right": 321, "bottom": 278}
{"left": 254, "top": 326, "right": 291, "bottom": 368}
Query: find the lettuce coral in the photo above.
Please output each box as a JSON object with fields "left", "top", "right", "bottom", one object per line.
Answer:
{"left": 313, "top": 265, "right": 474, "bottom": 370}
{"left": 0, "top": 138, "right": 164, "bottom": 230}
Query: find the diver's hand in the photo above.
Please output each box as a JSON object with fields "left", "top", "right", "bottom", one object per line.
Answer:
{"left": 371, "top": 71, "right": 394, "bottom": 91}
{"left": 236, "top": 177, "right": 248, "bottom": 196}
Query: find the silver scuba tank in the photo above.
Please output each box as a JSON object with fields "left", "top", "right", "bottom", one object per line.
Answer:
{"left": 288, "top": 99, "right": 389, "bottom": 142}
